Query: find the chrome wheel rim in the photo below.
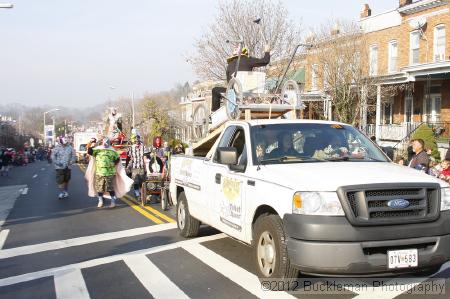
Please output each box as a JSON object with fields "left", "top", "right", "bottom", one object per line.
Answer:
{"left": 257, "top": 231, "right": 276, "bottom": 277}
{"left": 178, "top": 201, "right": 186, "bottom": 229}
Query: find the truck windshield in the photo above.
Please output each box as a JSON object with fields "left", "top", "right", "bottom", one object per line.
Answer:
{"left": 250, "top": 123, "right": 389, "bottom": 165}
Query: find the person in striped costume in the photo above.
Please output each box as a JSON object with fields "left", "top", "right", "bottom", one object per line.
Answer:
{"left": 126, "top": 135, "right": 146, "bottom": 198}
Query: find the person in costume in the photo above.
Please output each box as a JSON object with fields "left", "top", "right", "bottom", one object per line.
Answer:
{"left": 86, "top": 137, "right": 133, "bottom": 208}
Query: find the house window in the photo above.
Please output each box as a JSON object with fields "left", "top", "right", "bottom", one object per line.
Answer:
{"left": 382, "top": 98, "right": 394, "bottom": 125}
{"left": 311, "top": 64, "right": 318, "bottom": 90}
{"left": 352, "top": 51, "right": 360, "bottom": 83}
{"left": 404, "top": 90, "right": 413, "bottom": 123}
{"left": 323, "top": 63, "right": 329, "bottom": 89}
{"left": 410, "top": 31, "right": 420, "bottom": 65}
{"left": 369, "top": 45, "right": 378, "bottom": 76}
{"left": 423, "top": 85, "right": 442, "bottom": 123}
{"left": 388, "top": 41, "right": 398, "bottom": 73}
{"left": 434, "top": 25, "right": 446, "bottom": 62}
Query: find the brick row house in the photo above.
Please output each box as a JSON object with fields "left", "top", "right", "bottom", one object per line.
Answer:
{"left": 303, "top": 0, "right": 450, "bottom": 153}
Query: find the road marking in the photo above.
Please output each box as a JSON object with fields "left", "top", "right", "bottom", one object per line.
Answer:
{"left": 0, "top": 229, "right": 10, "bottom": 250}
{"left": 32, "top": 174, "right": 38, "bottom": 178}
{"left": 124, "top": 195, "right": 175, "bottom": 223}
{"left": 21, "top": 188, "right": 28, "bottom": 195}
{"left": 0, "top": 223, "right": 177, "bottom": 260}
{"left": 54, "top": 269, "right": 90, "bottom": 299}
{"left": 124, "top": 255, "right": 189, "bottom": 299}
{"left": 0, "top": 233, "right": 227, "bottom": 287}
{"left": 120, "top": 196, "right": 164, "bottom": 224}
{"left": 0, "top": 185, "right": 26, "bottom": 229}
{"left": 41, "top": 168, "right": 45, "bottom": 171}
{"left": 182, "top": 242, "right": 296, "bottom": 299}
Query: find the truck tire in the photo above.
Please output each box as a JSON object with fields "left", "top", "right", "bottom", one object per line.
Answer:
{"left": 253, "top": 214, "right": 299, "bottom": 279}
{"left": 177, "top": 192, "right": 200, "bottom": 238}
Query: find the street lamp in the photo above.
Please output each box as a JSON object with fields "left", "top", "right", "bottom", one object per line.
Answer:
{"left": 0, "top": 3, "right": 13, "bottom": 9}
{"left": 43, "top": 108, "right": 60, "bottom": 146}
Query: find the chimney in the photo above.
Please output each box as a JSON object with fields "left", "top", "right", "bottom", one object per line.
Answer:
{"left": 360, "top": 4, "right": 371, "bottom": 18}
{"left": 399, "top": 0, "right": 412, "bottom": 7}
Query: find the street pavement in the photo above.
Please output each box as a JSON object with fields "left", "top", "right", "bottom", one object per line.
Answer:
{"left": 0, "top": 161, "right": 450, "bottom": 299}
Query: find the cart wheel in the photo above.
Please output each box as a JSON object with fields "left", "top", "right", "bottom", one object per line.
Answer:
{"left": 281, "top": 80, "right": 301, "bottom": 106}
{"left": 225, "top": 78, "right": 243, "bottom": 120}
{"left": 161, "top": 188, "right": 168, "bottom": 211}
{"left": 168, "top": 190, "right": 173, "bottom": 207}
{"left": 140, "top": 183, "right": 147, "bottom": 206}
{"left": 192, "top": 103, "right": 208, "bottom": 140}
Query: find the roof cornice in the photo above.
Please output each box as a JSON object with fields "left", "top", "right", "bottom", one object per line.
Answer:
{"left": 398, "top": 0, "right": 449, "bottom": 15}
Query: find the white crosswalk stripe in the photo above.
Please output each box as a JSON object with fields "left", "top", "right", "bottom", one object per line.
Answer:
{"left": 1, "top": 231, "right": 449, "bottom": 299}
{"left": 182, "top": 242, "right": 296, "bottom": 299}
{"left": 124, "top": 255, "right": 189, "bottom": 299}
{"left": 54, "top": 269, "right": 90, "bottom": 299}
{"left": 0, "top": 223, "right": 177, "bottom": 259}
{"left": 0, "top": 229, "right": 9, "bottom": 250}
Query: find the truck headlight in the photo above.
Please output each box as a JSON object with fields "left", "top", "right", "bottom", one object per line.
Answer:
{"left": 441, "top": 188, "right": 450, "bottom": 211}
{"left": 293, "top": 192, "right": 344, "bottom": 216}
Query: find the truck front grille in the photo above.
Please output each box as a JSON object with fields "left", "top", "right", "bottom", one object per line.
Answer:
{"left": 338, "top": 184, "right": 440, "bottom": 226}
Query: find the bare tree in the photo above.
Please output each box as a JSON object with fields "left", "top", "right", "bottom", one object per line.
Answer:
{"left": 309, "top": 20, "right": 403, "bottom": 126}
{"left": 189, "top": 0, "right": 302, "bottom": 81}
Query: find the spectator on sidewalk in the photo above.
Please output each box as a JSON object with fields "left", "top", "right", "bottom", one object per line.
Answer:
{"left": 0, "top": 147, "right": 6, "bottom": 176}
{"left": 51, "top": 137, "right": 76, "bottom": 199}
{"left": 408, "top": 139, "right": 430, "bottom": 173}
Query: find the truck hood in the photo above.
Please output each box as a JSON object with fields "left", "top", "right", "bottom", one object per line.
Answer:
{"left": 258, "top": 162, "right": 447, "bottom": 191}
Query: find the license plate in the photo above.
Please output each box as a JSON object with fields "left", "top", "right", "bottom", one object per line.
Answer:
{"left": 387, "top": 249, "right": 418, "bottom": 269}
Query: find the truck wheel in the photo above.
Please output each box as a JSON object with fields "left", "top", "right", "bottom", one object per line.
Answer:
{"left": 253, "top": 214, "right": 298, "bottom": 279}
{"left": 177, "top": 192, "right": 200, "bottom": 238}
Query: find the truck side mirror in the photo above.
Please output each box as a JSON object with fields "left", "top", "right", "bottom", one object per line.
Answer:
{"left": 217, "top": 147, "right": 238, "bottom": 165}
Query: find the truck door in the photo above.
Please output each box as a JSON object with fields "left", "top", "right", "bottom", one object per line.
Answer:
{"left": 207, "top": 125, "right": 249, "bottom": 240}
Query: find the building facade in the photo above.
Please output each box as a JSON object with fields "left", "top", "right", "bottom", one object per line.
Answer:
{"left": 303, "top": 0, "right": 450, "bottom": 148}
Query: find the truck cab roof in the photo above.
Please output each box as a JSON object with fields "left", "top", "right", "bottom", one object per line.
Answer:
{"left": 233, "top": 119, "right": 349, "bottom": 127}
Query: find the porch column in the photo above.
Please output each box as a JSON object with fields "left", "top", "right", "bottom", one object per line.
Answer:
{"left": 360, "top": 85, "right": 367, "bottom": 132}
{"left": 375, "top": 85, "right": 382, "bottom": 143}
{"left": 327, "top": 97, "right": 332, "bottom": 120}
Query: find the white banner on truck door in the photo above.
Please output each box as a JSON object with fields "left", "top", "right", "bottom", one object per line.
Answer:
{"left": 220, "top": 177, "right": 243, "bottom": 231}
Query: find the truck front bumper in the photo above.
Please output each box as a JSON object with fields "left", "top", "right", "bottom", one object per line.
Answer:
{"left": 284, "top": 212, "right": 450, "bottom": 276}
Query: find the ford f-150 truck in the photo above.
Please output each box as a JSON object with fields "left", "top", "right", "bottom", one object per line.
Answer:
{"left": 170, "top": 119, "right": 450, "bottom": 278}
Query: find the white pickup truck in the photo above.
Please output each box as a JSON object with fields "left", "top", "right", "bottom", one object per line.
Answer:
{"left": 170, "top": 119, "right": 450, "bottom": 278}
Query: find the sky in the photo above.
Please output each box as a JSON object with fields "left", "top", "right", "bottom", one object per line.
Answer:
{"left": 0, "top": 0, "right": 398, "bottom": 107}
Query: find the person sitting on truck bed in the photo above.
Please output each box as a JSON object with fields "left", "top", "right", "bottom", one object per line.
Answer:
{"left": 211, "top": 44, "right": 271, "bottom": 113}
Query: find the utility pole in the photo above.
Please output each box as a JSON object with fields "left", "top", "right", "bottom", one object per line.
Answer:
{"left": 52, "top": 116, "right": 56, "bottom": 145}
{"left": 131, "top": 92, "right": 135, "bottom": 129}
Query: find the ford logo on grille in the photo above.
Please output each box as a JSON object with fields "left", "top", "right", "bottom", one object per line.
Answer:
{"left": 387, "top": 199, "right": 410, "bottom": 209}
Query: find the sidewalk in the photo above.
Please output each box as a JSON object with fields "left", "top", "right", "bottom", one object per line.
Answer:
{"left": 0, "top": 185, "right": 26, "bottom": 228}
